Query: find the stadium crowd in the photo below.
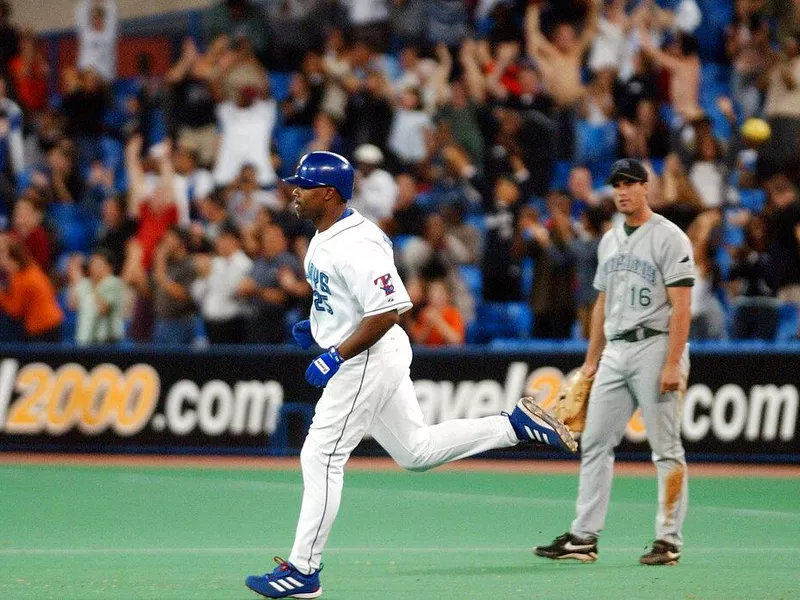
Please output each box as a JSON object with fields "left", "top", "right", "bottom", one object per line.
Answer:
{"left": 0, "top": 0, "right": 799, "bottom": 347}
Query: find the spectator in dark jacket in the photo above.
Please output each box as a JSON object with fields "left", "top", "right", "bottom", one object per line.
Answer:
{"left": 482, "top": 175, "right": 524, "bottom": 302}
{"left": 729, "top": 214, "right": 780, "bottom": 340}
{"left": 521, "top": 190, "right": 577, "bottom": 339}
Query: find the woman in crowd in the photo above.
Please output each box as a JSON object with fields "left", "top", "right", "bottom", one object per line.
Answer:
{"left": 0, "top": 235, "right": 63, "bottom": 342}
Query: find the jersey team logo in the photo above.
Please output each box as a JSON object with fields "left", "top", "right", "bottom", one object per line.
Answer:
{"left": 374, "top": 273, "right": 395, "bottom": 296}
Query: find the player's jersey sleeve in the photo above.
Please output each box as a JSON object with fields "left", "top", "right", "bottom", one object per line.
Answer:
{"left": 339, "top": 236, "right": 413, "bottom": 317}
{"left": 660, "top": 227, "right": 695, "bottom": 286}
{"left": 592, "top": 233, "right": 611, "bottom": 292}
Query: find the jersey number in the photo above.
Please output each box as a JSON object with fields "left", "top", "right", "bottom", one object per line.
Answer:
{"left": 312, "top": 273, "right": 333, "bottom": 314}
{"left": 313, "top": 291, "right": 333, "bottom": 314}
{"left": 630, "top": 285, "right": 652, "bottom": 307}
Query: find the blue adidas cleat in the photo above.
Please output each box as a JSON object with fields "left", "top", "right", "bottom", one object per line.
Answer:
{"left": 507, "top": 397, "right": 578, "bottom": 453}
{"left": 246, "top": 557, "right": 323, "bottom": 598}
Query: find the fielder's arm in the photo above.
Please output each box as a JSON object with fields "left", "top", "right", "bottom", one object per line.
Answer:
{"left": 336, "top": 310, "right": 399, "bottom": 361}
{"left": 582, "top": 292, "right": 606, "bottom": 376}
{"left": 661, "top": 286, "right": 691, "bottom": 393}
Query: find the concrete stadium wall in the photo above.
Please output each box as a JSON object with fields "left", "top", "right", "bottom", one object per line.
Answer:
{"left": 8, "top": 0, "right": 210, "bottom": 32}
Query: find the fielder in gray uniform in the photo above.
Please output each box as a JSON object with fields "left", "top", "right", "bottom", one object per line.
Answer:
{"left": 534, "top": 159, "right": 694, "bottom": 566}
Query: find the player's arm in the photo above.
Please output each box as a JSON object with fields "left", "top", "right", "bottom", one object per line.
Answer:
{"left": 582, "top": 292, "right": 606, "bottom": 377}
{"left": 336, "top": 310, "right": 399, "bottom": 361}
{"left": 661, "top": 285, "right": 691, "bottom": 393}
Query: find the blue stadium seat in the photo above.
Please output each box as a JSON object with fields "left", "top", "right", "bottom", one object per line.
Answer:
{"left": 112, "top": 78, "right": 140, "bottom": 100}
{"left": 459, "top": 264, "right": 483, "bottom": 301}
{"left": 723, "top": 221, "right": 745, "bottom": 247}
{"left": 274, "top": 125, "right": 314, "bottom": 177}
{"left": 414, "top": 190, "right": 439, "bottom": 212}
{"left": 589, "top": 159, "right": 616, "bottom": 188}
{"left": 48, "top": 204, "right": 95, "bottom": 254}
{"left": 550, "top": 161, "right": 571, "bottom": 190}
{"left": 464, "top": 214, "right": 486, "bottom": 234}
{"left": 57, "top": 289, "right": 77, "bottom": 344}
{"left": 575, "top": 120, "right": 618, "bottom": 166}
{"left": 392, "top": 234, "right": 414, "bottom": 254}
{"left": 694, "top": 2, "right": 734, "bottom": 63}
{"left": 649, "top": 157, "right": 665, "bottom": 176}
{"left": 269, "top": 71, "right": 293, "bottom": 102}
{"left": 715, "top": 246, "right": 732, "bottom": 281}
{"left": 705, "top": 103, "right": 733, "bottom": 141}
{"left": 739, "top": 188, "right": 767, "bottom": 213}
{"left": 775, "top": 303, "right": 799, "bottom": 342}
{"left": 520, "top": 257, "right": 534, "bottom": 297}
{"left": 467, "top": 301, "right": 532, "bottom": 343}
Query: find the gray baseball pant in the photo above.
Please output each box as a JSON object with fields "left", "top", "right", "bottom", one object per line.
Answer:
{"left": 571, "top": 335, "right": 690, "bottom": 548}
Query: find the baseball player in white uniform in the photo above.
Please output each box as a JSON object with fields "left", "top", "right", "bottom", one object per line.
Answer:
{"left": 534, "top": 159, "right": 693, "bottom": 566}
{"left": 244, "top": 152, "right": 578, "bottom": 598}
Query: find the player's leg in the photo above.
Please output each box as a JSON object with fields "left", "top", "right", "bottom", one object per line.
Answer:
{"left": 630, "top": 337, "right": 690, "bottom": 560}
{"left": 247, "top": 351, "right": 406, "bottom": 597}
{"left": 287, "top": 352, "right": 399, "bottom": 574}
{"left": 534, "top": 351, "right": 635, "bottom": 562}
{"left": 368, "top": 375, "right": 519, "bottom": 471}
{"left": 569, "top": 348, "right": 636, "bottom": 541}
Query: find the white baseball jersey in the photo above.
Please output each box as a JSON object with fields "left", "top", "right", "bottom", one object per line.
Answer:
{"left": 290, "top": 205, "right": 518, "bottom": 574}
{"left": 304, "top": 209, "right": 413, "bottom": 350}
{"left": 594, "top": 213, "right": 694, "bottom": 339}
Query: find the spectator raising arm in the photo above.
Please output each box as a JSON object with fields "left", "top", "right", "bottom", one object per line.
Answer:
{"left": 639, "top": 27, "right": 682, "bottom": 72}
{"left": 485, "top": 42, "right": 519, "bottom": 102}
{"left": 433, "top": 43, "right": 453, "bottom": 106}
{"left": 459, "top": 38, "right": 487, "bottom": 104}
{"left": 578, "top": 0, "right": 602, "bottom": 54}
{"left": 125, "top": 134, "right": 147, "bottom": 219}
{"left": 76, "top": 0, "right": 118, "bottom": 81}
{"left": 165, "top": 38, "right": 198, "bottom": 85}
{"left": 525, "top": 2, "right": 557, "bottom": 61}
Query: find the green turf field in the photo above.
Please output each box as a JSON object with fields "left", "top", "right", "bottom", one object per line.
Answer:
{"left": 1, "top": 463, "right": 798, "bottom": 599}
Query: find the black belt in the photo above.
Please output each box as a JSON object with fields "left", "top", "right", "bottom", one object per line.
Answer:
{"left": 610, "top": 327, "right": 665, "bottom": 343}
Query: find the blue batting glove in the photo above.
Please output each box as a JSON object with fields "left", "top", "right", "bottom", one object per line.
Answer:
{"left": 305, "top": 347, "right": 344, "bottom": 388}
{"left": 292, "top": 320, "right": 315, "bottom": 349}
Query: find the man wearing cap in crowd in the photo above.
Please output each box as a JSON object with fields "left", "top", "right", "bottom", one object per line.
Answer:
{"left": 348, "top": 143, "right": 398, "bottom": 226}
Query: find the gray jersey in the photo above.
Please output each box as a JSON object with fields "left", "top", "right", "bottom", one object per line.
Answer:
{"left": 593, "top": 213, "right": 694, "bottom": 339}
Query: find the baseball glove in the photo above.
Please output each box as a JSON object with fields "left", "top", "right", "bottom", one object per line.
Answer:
{"left": 553, "top": 369, "right": 594, "bottom": 433}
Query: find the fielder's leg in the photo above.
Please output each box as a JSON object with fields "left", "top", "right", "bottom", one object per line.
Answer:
{"left": 570, "top": 345, "right": 636, "bottom": 540}
{"left": 630, "top": 338, "right": 690, "bottom": 551}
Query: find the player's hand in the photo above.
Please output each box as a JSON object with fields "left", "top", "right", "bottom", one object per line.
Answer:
{"left": 292, "top": 319, "right": 315, "bottom": 350}
{"left": 305, "top": 347, "right": 344, "bottom": 388}
{"left": 580, "top": 362, "right": 598, "bottom": 379}
{"left": 659, "top": 363, "right": 681, "bottom": 394}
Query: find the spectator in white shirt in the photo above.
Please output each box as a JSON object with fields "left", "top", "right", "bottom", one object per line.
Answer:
{"left": 172, "top": 145, "right": 214, "bottom": 227}
{"left": 349, "top": 144, "right": 398, "bottom": 227}
{"left": 588, "top": 0, "right": 627, "bottom": 74}
{"left": 191, "top": 223, "right": 253, "bottom": 344}
{"left": 341, "top": 0, "right": 390, "bottom": 51}
{"left": 388, "top": 88, "right": 433, "bottom": 167}
{"left": 213, "top": 86, "right": 277, "bottom": 188}
{"left": 0, "top": 76, "right": 24, "bottom": 205}
{"left": 75, "top": 0, "right": 118, "bottom": 82}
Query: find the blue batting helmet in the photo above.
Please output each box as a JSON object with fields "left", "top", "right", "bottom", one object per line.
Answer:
{"left": 283, "top": 151, "right": 354, "bottom": 201}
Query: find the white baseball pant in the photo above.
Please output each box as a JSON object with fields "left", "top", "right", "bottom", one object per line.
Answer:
{"left": 288, "top": 328, "right": 518, "bottom": 573}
